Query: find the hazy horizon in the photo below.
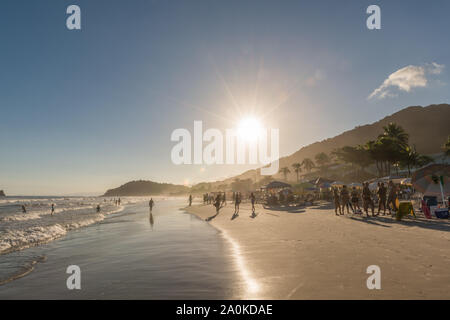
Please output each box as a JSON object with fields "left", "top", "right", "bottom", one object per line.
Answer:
{"left": 1, "top": 0, "right": 450, "bottom": 195}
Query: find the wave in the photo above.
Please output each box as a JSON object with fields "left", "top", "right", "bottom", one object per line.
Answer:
{"left": 0, "top": 255, "right": 47, "bottom": 286}
{"left": 0, "top": 201, "right": 125, "bottom": 255}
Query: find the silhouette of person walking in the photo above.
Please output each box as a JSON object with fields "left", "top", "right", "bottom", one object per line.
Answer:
{"left": 250, "top": 192, "right": 256, "bottom": 216}
{"left": 234, "top": 192, "right": 241, "bottom": 216}
{"left": 149, "top": 198, "right": 154, "bottom": 212}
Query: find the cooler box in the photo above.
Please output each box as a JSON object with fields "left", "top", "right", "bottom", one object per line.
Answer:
{"left": 435, "top": 208, "right": 449, "bottom": 219}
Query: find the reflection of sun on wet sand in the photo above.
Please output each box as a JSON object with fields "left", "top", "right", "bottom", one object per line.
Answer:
{"left": 185, "top": 202, "right": 450, "bottom": 299}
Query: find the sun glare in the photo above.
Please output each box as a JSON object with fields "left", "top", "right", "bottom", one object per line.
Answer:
{"left": 237, "top": 117, "right": 263, "bottom": 142}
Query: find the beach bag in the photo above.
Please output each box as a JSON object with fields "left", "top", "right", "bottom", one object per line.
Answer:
{"left": 396, "top": 202, "right": 415, "bottom": 221}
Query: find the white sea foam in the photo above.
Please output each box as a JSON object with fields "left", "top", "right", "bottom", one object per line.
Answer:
{"left": 0, "top": 197, "right": 131, "bottom": 255}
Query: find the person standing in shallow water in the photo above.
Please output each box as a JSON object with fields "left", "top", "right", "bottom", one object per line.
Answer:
{"left": 21, "top": 205, "right": 26, "bottom": 213}
{"left": 51, "top": 203, "right": 55, "bottom": 216}
{"left": 96, "top": 205, "right": 101, "bottom": 213}
{"left": 149, "top": 198, "right": 154, "bottom": 212}
{"left": 188, "top": 194, "right": 192, "bottom": 206}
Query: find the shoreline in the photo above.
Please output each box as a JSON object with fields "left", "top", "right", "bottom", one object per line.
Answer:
{"left": 185, "top": 202, "right": 450, "bottom": 299}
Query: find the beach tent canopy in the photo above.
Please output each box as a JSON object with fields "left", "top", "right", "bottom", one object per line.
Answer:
{"left": 412, "top": 164, "right": 450, "bottom": 197}
{"left": 401, "top": 178, "right": 412, "bottom": 185}
{"left": 314, "top": 177, "right": 334, "bottom": 186}
{"left": 331, "top": 181, "right": 345, "bottom": 187}
{"left": 264, "top": 181, "right": 292, "bottom": 189}
{"left": 294, "top": 182, "right": 316, "bottom": 190}
{"left": 319, "top": 182, "right": 332, "bottom": 188}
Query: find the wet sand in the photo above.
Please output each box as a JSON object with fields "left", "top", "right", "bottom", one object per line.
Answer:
{"left": 0, "top": 200, "right": 242, "bottom": 299}
{"left": 185, "top": 201, "right": 450, "bottom": 299}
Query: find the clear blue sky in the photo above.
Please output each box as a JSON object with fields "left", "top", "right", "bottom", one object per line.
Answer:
{"left": 1, "top": 0, "right": 449, "bottom": 195}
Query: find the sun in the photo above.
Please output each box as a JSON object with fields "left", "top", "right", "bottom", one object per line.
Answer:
{"left": 237, "top": 117, "right": 263, "bottom": 142}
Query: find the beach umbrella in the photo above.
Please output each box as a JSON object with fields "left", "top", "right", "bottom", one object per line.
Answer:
{"left": 348, "top": 182, "right": 363, "bottom": 188}
{"left": 319, "top": 182, "right": 332, "bottom": 188}
{"left": 412, "top": 164, "right": 450, "bottom": 200}
{"left": 331, "top": 181, "right": 345, "bottom": 187}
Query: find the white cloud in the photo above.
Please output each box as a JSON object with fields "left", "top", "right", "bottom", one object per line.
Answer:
{"left": 368, "top": 62, "right": 445, "bottom": 100}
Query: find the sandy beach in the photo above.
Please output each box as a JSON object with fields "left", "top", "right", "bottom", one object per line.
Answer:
{"left": 185, "top": 201, "right": 450, "bottom": 299}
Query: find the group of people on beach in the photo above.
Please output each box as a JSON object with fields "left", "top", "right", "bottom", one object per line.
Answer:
{"left": 333, "top": 181, "right": 398, "bottom": 217}
{"left": 203, "top": 191, "right": 257, "bottom": 219}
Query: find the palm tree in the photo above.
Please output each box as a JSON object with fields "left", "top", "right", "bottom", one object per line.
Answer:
{"left": 380, "top": 122, "right": 409, "bottom": 147}
{"left": 279, "top": 167, "right": 291, "bottom": 181}
{"left": 365, "top": 140, "right": 388, "bottom": 177}
{"left": 292, "top": 163, "right": 302, "bottom": 182}
{"left": 314, "top": 152, "right": 330, "bottom": 174}
{"left": 399, "top": 147, "right": 433, "bottom": 176}
{"left": 333, "top": 145, "right": 373, "bottom": 179}
{"left": 301, "top": 158, "right": 315, "bottom": 173}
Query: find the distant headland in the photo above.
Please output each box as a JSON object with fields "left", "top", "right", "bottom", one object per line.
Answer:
{"left": 103, "top": 180, "right": 189, "bottom": 197}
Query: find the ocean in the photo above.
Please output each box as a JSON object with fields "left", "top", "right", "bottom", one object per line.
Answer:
{"left": 0, "top": 197, "right": 243, "bottom": 299}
